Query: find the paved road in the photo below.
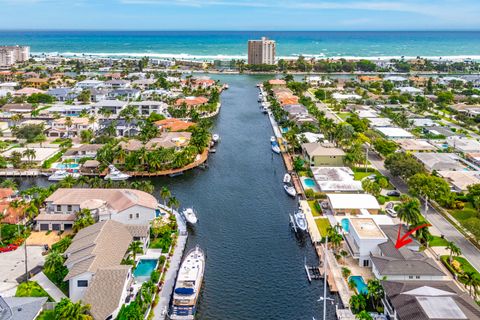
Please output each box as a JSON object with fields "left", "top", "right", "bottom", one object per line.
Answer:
{"left": 368, "top": 151, "right": 480, "bottom": 272}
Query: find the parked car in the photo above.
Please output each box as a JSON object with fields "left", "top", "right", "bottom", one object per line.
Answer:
{"left": 386, "top": 208, "right": 397, "bottom": 218}
{"left": 0, "top": 244, "right": 18, "bottom": 253}
{"left": 387, "top": 190, "right": 401, "bottom": 197}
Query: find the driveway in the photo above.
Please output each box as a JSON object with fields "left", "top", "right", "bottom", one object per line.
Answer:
{"left": 0, "top": 245, "right": 45, "bottom": 295}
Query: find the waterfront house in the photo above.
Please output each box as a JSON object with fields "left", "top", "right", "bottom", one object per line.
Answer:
{"left": 46, "top": 88, "right": 78, "bottom": 102}
{"left": 145, "top": 132, "right": 192, "bottom": 151}
{"left": 62, "top": 144, "right": 104, "bottom": 161}
{"left": 310, "top": 167, "right": 362, "bottom": 193}
{"left": 437, "top": 170, "right": 480, "bottom": 192}
{"left": 1, "top": 103, "right": 34, "bottom": 114}
{"left": 446, "top": 136, "right": 480, "bottom": 153}
{"left": 105, "top": 79, "right": 131, "bottom": 89}
{"left": 325, "top": 193, "right": 380, "bottom": 215}
{"left": 413, "top": 152, "right": 466, "bottom": 172}
{"left": 370, "top": 224, "right": 446, "bottom": 281}
{"left": 129, "top": 101, "right": 169, "bottom": 117}
{"left": 63, "top": 220, "right": 141, "bottom": 320}
{"left": 343, "top": 217, "right": 388, "bottom": 267}
{"left": 108, "top": 88, "right": 140, "bottom": 100}
{"left": 155, "top": 118, "right": 195, "bottom": 132}
{"left": 24, "top": 78, "right": 48, "bottom": 89}
{"left": 48, "top": 117, "right": 97, "bottom": 138}
{"left": 99, "top": 119, "right": 140, "bottom": 137}
{"left": 396, "top": 139, "right": 437, "bottom": 153}
{"left": 2, "top": 147, "right": 59, "bottom": 166}
{"left": 301, "top": 143, "right": 346, "bottom": 167}
{"left": 45, "top": 104, "right": 93, "bottom": 117}
{"left": 94, "top": 100, "right": 128, "bottom": 116}
{"left": 75, "top": 80, "right": 105, "bottom": 90}
{"left": 175, "top": 96, "right": 209, "bottom": 108}
{"left": 14, "top": 87, "right": 45, "bottom": 96}
{"left": 375, "top": 127, "right": 414, "bottom": 140}
{"left": 381, "top": 280, "right": 480, "bottom": 320}
{"left": 0, "top": 296, "right": 48, "bottom": 320}
{"left": 35, "top": 188, "right": 159, "bottom": 231}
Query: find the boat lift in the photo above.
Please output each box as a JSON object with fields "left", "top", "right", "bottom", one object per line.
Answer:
{"left": 304, "top": 257, "right": 323, "bottom": 282}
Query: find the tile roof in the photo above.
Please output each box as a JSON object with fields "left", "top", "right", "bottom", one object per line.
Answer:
{"left": 382, "top": 280, "right": 480, "bottom": 320}
{"left": 83, "top": 265, "right": 132, "bottom": 320}
{"left": 46, "top": 188, "right": 158, "bottom": 213}
{"left": 175, "top": 96, "right": 209, "bottom": 106}
{"left": 63, "top": 220, "right": 133, "bottom": 280}
{"left": 154, "top": 118, "right": 195, "bottom": 132}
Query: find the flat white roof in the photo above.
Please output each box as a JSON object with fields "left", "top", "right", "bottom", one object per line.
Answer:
{"left": 2, "top": 147, "right": 60, "bottom": 163}
{"left": 349, "top": 218, "right": 387, "bottom": 239}
{"left": 327, "top": 193, "right": 380, "bottom": 210}
{"left": 376, "top": 127, "right": 414, "bottom": 138}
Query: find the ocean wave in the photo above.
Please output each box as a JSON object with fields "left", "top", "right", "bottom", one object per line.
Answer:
{"left": 31, "top": 51, "right": 480, "bottom": 61}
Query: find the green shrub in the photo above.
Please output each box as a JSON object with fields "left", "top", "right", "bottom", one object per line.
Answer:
{"left": 377, "top": 195, "right": 386, "bottom": 205}
{"left": 151, "top": 270, "right": 160, "bottom": 283}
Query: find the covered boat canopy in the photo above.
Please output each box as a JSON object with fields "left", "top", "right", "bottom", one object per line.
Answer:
{"left": 175, "top": 287, "right": 195, "bottom": 295}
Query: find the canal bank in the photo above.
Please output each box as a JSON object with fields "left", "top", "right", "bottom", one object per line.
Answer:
{"left": 16, "top": 74, "right": 337, "bottom": 320}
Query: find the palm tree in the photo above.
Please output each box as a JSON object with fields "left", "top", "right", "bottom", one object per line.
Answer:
{"left": 73, "top": 209, "right": 95, "bottom": 233}
{"left": 168, "top": 196, "right": 180, "bottom": 212}
{"left": 396, "top": 198, "right": 421, "bottom": 227}
{"left": 160, "top": 186, "right": 171, "bottom": 206}
{"left": 447, "top": 241, "right": 462, "bottom": 264}
{"left": 64, "top": 117, "right": 73, "bottom": 138}
{"left": 349, "top": 294, "right": 367, "bottom": 314}
{"left": 44, "top": 250, "right": 65, "bottom": 274}
{"left": 356, "top": 310, "right": 373, "bottom": 320}
{"left": 128, "top": 241, "right": 143, "bottom": 262}
{"left": 460, "top": 271, "right": 477, "bottom": 297}
{"left": 54, "top": 298, "right": 92, "bottom": 320}
{"left": 366, "top": 278, "right": 384, "bottom": 311}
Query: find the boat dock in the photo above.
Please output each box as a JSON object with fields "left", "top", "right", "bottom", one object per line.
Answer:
{"left": 153, "top": 205, "right": 188, "bottom": 320}
{"left": 0, "top": 169, "right": 42, "bottom": 177}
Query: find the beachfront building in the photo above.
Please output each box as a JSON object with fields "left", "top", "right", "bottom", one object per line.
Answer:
{"left": 34, "top": 188, "right": 159, "bottom": 231}
{"left": 63, "top": 220, "right": 149, "bottom": 320}
{"left": 343, "top": 217, "right": 388, "bottom": 267}
{"left": 247, "top": 37, "right": 276, "bottom": 65}
{"left": 325, "top": 193, "right": 380, "bottom": 215}
{"left": 0, "top": 45, "right": 30, "bottom": 66}
{"left": 301, "top": 143, "right": 346, "bottom": 167}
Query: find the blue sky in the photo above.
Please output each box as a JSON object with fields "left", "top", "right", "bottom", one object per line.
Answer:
{"left": 0, "top": 0, "right": 479, "bottom": 30}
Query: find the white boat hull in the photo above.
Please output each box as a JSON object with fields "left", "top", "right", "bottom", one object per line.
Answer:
{"left": 272, "top": 145, "right": 281, "bottom": 154}
{"left": 284, "top": 185, "right": 296, "bottom": 197}
{"left": 182, "top": 208, "right": 198, "bottom": 224}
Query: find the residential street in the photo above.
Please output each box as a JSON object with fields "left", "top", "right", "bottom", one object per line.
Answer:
{"left": 368, "top": 151, "right": 480, "bottom": 272}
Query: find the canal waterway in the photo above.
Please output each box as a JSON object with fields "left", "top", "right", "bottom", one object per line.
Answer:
{"left": 18, "top": 74, "right": 337, "bottom": 320}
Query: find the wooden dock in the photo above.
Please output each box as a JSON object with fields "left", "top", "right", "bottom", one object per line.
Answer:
{"left": 0, "top": 170, "right": 41, "bottom": 177}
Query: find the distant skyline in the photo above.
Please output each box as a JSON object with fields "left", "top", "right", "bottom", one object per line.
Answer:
{"left": 0, "top": 0, "right": 480, "bottom": 31}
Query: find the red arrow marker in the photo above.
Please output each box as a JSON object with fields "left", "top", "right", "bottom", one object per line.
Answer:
{"left": 395, "top": 224, "right": 431, "bottom": 249}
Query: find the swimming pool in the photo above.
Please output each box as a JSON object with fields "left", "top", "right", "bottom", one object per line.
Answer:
{"left": 133, "top": 259, "right": 158, "bottom": 279}
{"left": 349, "top": 276, "right": 368, "bottom": 294}
{"left": 303, "top": 178, "right": 316, "bottom": 188}
{"left": 281, "top": 127, "right": 289, "bottom": 133}
{"left": 53, "top": 163, "right": 80, "bottom": 170}
{"left": 341, "top": 218, "right": 350, "bottom": 233}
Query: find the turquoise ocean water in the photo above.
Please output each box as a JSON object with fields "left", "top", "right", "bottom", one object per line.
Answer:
{"left": 1, "top": 31, "right": 480, "bottom": 60}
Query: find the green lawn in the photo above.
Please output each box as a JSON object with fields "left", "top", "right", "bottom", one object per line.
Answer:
{"left": 308, "top": 200, "right": 321, "bottom": 217}
{"left": 429, "top": 235, "right": 449, "bottom": 247}
{"left": 315, "top": 218, "right": 331, "bottom": 237}
{"left": 337, "top": 112, "right": 351, "bottom": 121}
{"left": 441, "top": 255, "right": 480, "bottom": 282}
{"left": 15, "top": 281, "right": 53, "bottom": 302}
{"left": 450, "top": 203, "right": 477, "bottom": 221}
{"left": 37, "top": 310, "right": 55, "bottom": 320}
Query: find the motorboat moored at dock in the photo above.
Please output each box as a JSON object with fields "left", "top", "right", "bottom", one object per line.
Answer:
{"left": 170, "top": 245, "right": 205, "bottom": 320}
{"left": 182, "top": 208, "right": 198, "bottom": 224}
{"left": 294, "top": 209, "right": 308, "bottom": 232}
{"left": 104, "top": 165, "right": 130, "bottom": 181}
{"left": 48, "top": 170, "right": 80, "bottom": 181}
{"left": 212, "top": 134, "right": 220, "bottom": 143}
{"left": 284, "top": 184, "right": 297, "bottom": 197}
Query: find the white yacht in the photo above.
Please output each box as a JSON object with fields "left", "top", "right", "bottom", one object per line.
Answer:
{"left": 283, "top": 173, "right": 292, "bottom": 184}
{"left": 48, "top": 170, "right": 80, "bottom": 181}
{"left": 182, "top": 208, "right": 198, "bottom": 224}
{"left": 294, "top": 209, "right": 308, "bottom": 232}
{"left": 104, "top": 165, "right": 130, "bottom": 181}
{"left": 271, "top": 143, "right": 281, "bottom": 154}
{"left": 212, "top": 134, "right": 220, "bottom": 143}
{"left": 284, "top": 184, "right": 297, "bottom": 197}
{"left": 170, "top": 246, "right": 205, "bottom": 320}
